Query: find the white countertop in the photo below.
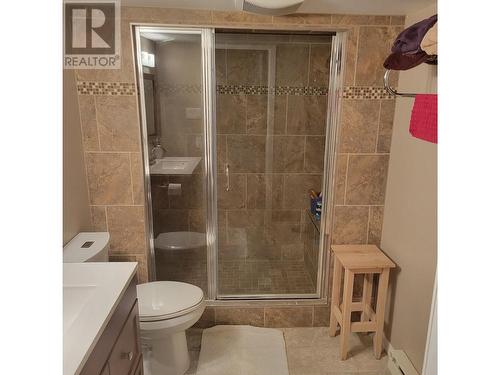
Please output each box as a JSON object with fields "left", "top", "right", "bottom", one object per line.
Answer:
{"left": 63, "top": 262, "right": 137, "bottom": 375}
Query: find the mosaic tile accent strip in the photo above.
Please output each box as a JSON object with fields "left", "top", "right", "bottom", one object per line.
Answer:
{"left": 342, "top": 86, "right": 394, "bottom": 100}
{"left": 217, "top": 85, "right": 329, "bottom": 96}
{"left": 77, "top": 81, "right": 136, "bottom": 96}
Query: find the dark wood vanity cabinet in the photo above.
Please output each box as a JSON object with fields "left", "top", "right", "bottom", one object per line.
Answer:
{"left": 81, "top": 277, "right": 143, "bottom": 375}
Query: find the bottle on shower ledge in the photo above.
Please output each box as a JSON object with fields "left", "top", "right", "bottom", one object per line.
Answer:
{"left": 150, "top": 136, "right": 166, "bottom": 162}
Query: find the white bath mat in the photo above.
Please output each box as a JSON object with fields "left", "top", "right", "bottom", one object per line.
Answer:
{"left": 196, "top": 325, "right": 289, "bottom": 375}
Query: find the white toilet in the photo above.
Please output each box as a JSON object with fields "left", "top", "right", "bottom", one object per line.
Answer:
{"left": 137, "top": 281, "right": 205, "bottom": 375}
{"left": 63, "top": 232, "right": 206, "bottom": 375}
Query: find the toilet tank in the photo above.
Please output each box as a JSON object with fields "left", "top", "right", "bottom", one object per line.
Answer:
{"left": 63, "top": 232, "right": 110, "bottom": 263}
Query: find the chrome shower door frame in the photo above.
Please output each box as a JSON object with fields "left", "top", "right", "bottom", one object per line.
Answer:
{"left": 134, "top": 25, "right": 347, "bottom": 302}
{"left": 133, "top": 26, "right": 218, "bottom": 299}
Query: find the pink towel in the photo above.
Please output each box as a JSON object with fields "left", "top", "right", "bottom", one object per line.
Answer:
{"left": 409, "top": 94, "right": 437, "bottom": 144}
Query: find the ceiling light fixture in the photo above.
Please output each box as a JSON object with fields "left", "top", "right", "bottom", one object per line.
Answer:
{"left": 237, "top": 0, "right": 304, "bottom": 16}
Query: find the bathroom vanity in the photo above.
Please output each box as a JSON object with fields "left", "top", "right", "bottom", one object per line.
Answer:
{"left": 63, "top": 263, "right": 143, "bottom": 375}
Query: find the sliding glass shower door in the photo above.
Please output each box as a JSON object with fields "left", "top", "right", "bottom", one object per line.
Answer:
{"left": 214, "top": 32, "right": 333, "bottom": 298}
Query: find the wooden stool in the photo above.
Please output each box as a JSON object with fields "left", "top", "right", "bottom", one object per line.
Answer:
{"left": 328, "top": 245, "right": 396, "bottom": 360}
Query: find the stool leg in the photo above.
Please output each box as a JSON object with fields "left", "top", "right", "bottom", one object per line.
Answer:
{"left": 373, "top": 268, "right": 390, "bottom": 359}
{"left": 361, "top": 273, "right": 374, "bottom": 322}
{"left": 340, "top": 269, "right": 354, "bottom": 360}
{"left": 329, "top": 255, "right": 342, "bottom": 336}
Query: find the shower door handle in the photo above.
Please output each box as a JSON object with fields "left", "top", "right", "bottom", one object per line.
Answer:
{"left": 225, "top": 163, "right": 230, "bottom": 192}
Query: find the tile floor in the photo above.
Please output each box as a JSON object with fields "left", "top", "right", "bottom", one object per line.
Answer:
{"left": 186, "top": 326, "right": 390, "bottom": 375}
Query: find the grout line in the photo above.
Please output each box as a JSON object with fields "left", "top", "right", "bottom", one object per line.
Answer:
{"left": 93, "top": 96, "right": 102, "bottom": 151}
{"left": 306, "top": 44, "right": 311, "bottom": 86}
{"left": 104, "top": 206, "right": 109, "bottom": 231}
{"left": 375, "top": 100, "right": 382, "bottom": 153}
{"left": 89, "top": 204, "right": 145, "bottom": 207}
{"left": 128, "top": 152, "right": 135, "bottom": 204}
{"left": 343, "top": 154, "right": 350, "bottom": 204}
{"left": 366, "top": 206, "right": 372, "bottom": 244}
{"left": 353, "top": 27, "right": 360, "bottom": 86}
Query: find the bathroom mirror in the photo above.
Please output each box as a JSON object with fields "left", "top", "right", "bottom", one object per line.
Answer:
{"left": 143, "top": 73, "right": 160, "bottom": 136}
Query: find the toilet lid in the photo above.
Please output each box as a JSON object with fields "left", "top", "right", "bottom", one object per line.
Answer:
{"left": 137, "top": 281, "right": 204, "bottom": 322}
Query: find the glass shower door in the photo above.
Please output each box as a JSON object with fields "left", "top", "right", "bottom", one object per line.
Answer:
{"left": 215, "top": 33, "right": 332, "bottom": 298}
{"left": 136, "top": 28, "right": 214, "bottom": 295}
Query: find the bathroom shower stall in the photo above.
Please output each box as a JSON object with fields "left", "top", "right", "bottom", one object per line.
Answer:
{"left": 134, "top": 26, "right": 343, "bottom": 301}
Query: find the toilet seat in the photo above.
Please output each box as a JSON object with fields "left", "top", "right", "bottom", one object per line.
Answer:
{"left": 137, "top": 281, "right": 204, "bottom": 322}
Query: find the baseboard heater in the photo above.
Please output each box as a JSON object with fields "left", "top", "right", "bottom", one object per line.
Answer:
{"left": 387, "top": 348, "right": 419, "bottom": 375}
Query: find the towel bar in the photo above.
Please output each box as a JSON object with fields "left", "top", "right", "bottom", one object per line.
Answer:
{"left": 383, "top": 69, "right": 416, "bottom": 98}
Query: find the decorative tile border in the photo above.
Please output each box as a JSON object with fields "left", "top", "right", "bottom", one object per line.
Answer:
{"left": 77, "top": 81, "right": 393, "bottom": 100}
{"left": 342, "top": 86, "right": 394, "bottom": 100}
{"left": 77, "top": 81, "right": 136, "bottom": 95}
{"left": 217, "top": 85, "right": 329, "bottom": 96}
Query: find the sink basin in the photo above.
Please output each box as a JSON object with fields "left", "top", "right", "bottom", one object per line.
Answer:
{"left": 150, "top": 157, "right": 201, "bottom": 175}
{"left": 63, "top": 285, "right": 96, "bottom": 334}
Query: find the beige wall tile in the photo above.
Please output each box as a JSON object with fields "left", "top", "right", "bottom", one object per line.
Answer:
{"left": 227, "top": 135, "right": 266, "bottom": 172}
{"left": 272, "top": 14, "right": 331, "bottom": 25}
{"left": 246, "top": 95, "right": 267, "bottom": 134}
{"left": 109, "top": 253, "right": 149, "bottom": 284}
{"left": 130, "top": 152, "right": 145, "bottom": 205}
{"left": 345, "top": 154, "right": 389, "bottom": 205}
{"left": 95, "top": 96, "right": 140, "bottom": 151}
{"left": 368, "top": 206, "right": 384, "bottom": 245}
{"left": 194, "top": 307, "right": 215, "bottom": 328}
{"left": 287, "top": 95, "right": 327, "bottom": 135}
{"left": 343, "top": 27, "right": 359, "bottom": 87}
{"left": 85, "top": 153, "right": 133, "bottom": 205}
{"left": 271, "top": 209, "right": 301, "bottom": 223}
{"left": 216, "top": 94, "right": 246, "bottom": 134}
{"left": 227, "top": 49, "right": 268, "bottom": 85}
{"left": 283, "top": 174, "right": 323, "bottom": 209}
{"left": 339, "top": 99, "right": 380, "bottom": 153}
{"left": 212, "top": 10, "right": 272, "bottom": 25}
{"left": 309, "top": 44, "right": 331, "bottom": 87}
{"left": 331, "top": 14, "right": 391, "bottom": 26}
{"left": 247, "top": 174, "right": 284, "bottom": 209}
{"left": 90, "top": 206, "right": 107, "bottom": 231}
{"left": 276, "top": 44, "right": 309, "bottom": 87}
{"left": 215, "top": 48, "right": 227, "bottom": 84}
{"left": 227, "top": 209, "right": 265, "bottom": 228}
{"left": 272, "top": 136, "right": 305, "bottom": 172}
{"left": 390, "top": 15, "right": 406, "bottom": 25}
{"left": 215, "top": 307, "right": 265, "bottom": 326}
{"left": 77, "top": 95, "right": 99, "bottom": 151}
{"left": 334, "top": 154, "right": 348, "bottom": 205}
{"left": 377, "top": 100, "right": 396, "bottom": 153}
{"left": 313, "top": 305, "right": 331, "bottom": 327}
{"left": 355, "top": 26, "right": 392, "bottom": 86}
{"left": 305, "top": 136, "right": 326, "bottom": 173}
{"left": 217, "top": 173, "right": 246, "bottom": 209}
{"left": 217, "top": 135, "right": 227, "bottom": 173}
{"left": 188, "top": 209, "right": 206, "bottom": 233}
{"left": 107, "top": 206, "right": 146, "bottom": 254}
{"left": 264, "top": 307, "right": 313, "bottom": 327}
{"left": 154, "top": 208, "right": 189, "bottom": 235}
{"left": 273, "top": 95, "right": 287, "bottom": 135}
{"left": 152, "top": 7, "right": 212, "bottom": 24}
{"left": 75, "top": 21, "right": 135, "bottom": 83}
{"left": 332, "top": 205, "right": 369, "bottom": 244}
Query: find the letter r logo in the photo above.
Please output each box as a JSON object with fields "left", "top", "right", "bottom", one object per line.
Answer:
{"left": 64, "top": 1, "right": 117, "bottom": 55}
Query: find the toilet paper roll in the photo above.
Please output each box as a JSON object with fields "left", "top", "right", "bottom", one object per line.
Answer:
{"left": 168, "top": 183, "right": 182, "bottom": 196}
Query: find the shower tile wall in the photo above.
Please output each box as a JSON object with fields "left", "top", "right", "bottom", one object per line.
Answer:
{"left": 216, "top": 35, "right": 330, "bottom": 295}
{"left": 73, "top": 6, "right": 403, "bottom": 326}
